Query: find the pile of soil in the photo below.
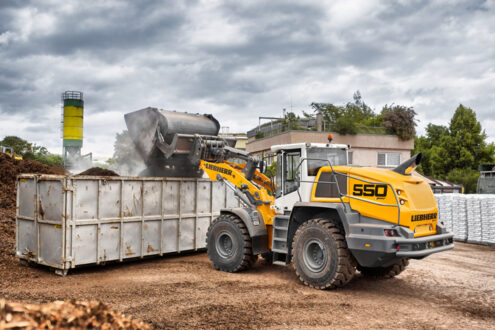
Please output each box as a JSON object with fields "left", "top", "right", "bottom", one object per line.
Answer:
{"left": 0, "top": 299, "right": 150, "bottom": 329}
{"left": 77, "top": 167, "right": 119, "bottom": 176}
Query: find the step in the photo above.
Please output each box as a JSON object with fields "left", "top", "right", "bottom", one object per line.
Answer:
{"left": 272, "top": 215, "right": 290, "bottom": 266}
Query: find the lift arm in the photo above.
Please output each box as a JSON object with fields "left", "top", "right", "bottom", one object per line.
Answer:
{"left": 200, "top": 160, "right": 277, "bottom": 225}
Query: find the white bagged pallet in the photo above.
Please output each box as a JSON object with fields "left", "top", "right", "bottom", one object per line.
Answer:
{"left": 436, "top": 194, "right": 454, "bottom": 232}
{"left": 480, "top": 195, "right": 495, "bottom": 244}
{"left": 452, "top": 194, "right": 467, "bottom": 241}
{"left": 465, "top": 195, "right": 482, "bottom": 243}
{"left": 436, "top": 193, "right": 495, "bottom": 245}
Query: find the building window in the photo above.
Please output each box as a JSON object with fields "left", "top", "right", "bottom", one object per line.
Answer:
{"left": 378, "top": 152, "right": 400, "bottom": 167}
{"left": 348, "top": 151, "right": 353, "bottom": 165}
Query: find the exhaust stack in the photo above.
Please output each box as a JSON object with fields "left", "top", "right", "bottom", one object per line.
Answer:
{"left": 392, "top": 153, "right": 422, "bottom": 176}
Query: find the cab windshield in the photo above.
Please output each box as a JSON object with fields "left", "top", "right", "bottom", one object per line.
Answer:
{"left": 307, "top": 148, "right": 347, "bottom": 176}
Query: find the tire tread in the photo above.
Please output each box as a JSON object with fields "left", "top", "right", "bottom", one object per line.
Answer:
{"left": 206, "top": 214, "right": 256, "bottom": 272}
{"left": 292, "top": 218, "right": 356, "bottom": 290}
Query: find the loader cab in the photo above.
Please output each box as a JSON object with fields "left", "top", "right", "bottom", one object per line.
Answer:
{"left": 1, "top": 146, "right": 13, "bottom": 158}
{"left": 271, "top": 142, "right": 348, "bottom": 214}
{"left": 1, "top": 146, "right": 23, "bottom": 160}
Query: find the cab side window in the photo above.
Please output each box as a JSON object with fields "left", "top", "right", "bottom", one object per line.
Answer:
{"left": 283, "top": 150, "right": 301, "bottom": 195}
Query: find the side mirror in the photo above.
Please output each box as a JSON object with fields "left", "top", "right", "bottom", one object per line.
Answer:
{"left": 259, "top": 160, "right": 267, "bottom": 174}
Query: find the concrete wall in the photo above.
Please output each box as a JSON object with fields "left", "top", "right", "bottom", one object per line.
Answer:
{"left": 246, "top": 131, "right": 414, "bottom": 167}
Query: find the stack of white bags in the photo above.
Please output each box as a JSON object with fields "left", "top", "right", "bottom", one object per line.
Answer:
{"left": 465, "top": 195, "right": 482, "bottom": 243}
{"left": 436, "top": 194, "right": 454, "bottom": 233}
{"left": 480, "top": 197, "right": 495, "bottom": 245}
{"left": 435, "top": 194, "right": 495, "bottom": 245}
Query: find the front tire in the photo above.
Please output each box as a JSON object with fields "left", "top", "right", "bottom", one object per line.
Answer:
{"left": 292, "top": 218, "right": 356, "bottom": 289}
{"left": 206, "top": 214, "right": 257, "bottom": 272}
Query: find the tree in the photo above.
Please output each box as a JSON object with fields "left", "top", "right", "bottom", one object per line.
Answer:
{"left": 413, "top": 105, "right": 495, "bottom": 193}
{"left": 39, "top": 154, "right": 63, "bottom": 166}
{"left": 413, "top": 124, "right": 449, "bottom": 175}
{"left": 346, "top": 91, "right": 375, "bottom": 123}
{"left": 1, "top": 136, "right": 34, "bottom": 156}
{"left": 282, "top": 112, "right": 300, "bottom": 130}
{"left": 311, "top": 91, "right": 377, "bottom": 135}
{"left": 445, "top": 168, "right": 479, "bottom": 194}
{"left": 0, "top": 136, "right": 62, "bottom": 166}
{"left": 444, "top": 105, "right": 494, "bottom": 170}
{"left": 381, "top": 105, "right": 417, "bottom": 140}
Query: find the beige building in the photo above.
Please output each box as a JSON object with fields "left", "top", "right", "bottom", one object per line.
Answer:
{"left": 246, "top": 130, "right": 414, "bottom": 168}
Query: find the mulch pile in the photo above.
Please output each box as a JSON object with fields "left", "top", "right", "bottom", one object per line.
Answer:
{"left": 0, "top": 153, "right": 67, "bottom": 215}
{"left": 77, "top": 167, "right": 119, "bottom": 176}
{"left": 0, "top": 299, "right": 150, "bottom": 329}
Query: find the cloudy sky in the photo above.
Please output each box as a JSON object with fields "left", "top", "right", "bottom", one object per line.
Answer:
{"left": 0, "top": 0, "right": 494, "bottom": 160}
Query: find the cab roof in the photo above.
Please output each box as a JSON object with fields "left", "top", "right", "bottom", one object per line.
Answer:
{"left": 271, "top": 142, "right": 348, "bottom": 153}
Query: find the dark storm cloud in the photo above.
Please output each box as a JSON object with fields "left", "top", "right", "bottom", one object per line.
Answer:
{"left": 2, "top": 1, "right": 189, "bottom": 58}
{"left": 0, "top": 0, "right": 494, "bottom": 157}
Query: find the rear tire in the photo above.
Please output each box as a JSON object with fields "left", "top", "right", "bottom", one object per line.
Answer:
{"left": 206, "top": 214, "right": 257, "bottom": 272}
{"left": 358, "top": 258, "right": 409, "bottom": 279}
{"left": 292, "top": 218, "right": 356, "bottom": 289}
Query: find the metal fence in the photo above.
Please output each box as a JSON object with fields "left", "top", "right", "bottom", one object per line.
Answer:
{"left": 246, "top": 118, "right": 389, "bottom": 139}
{"left": 435, "top": 194, "right": 495, "bottom": 245}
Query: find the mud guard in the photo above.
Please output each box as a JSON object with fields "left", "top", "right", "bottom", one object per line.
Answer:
{"left": 219, "top": 208, "right": 269, "bottom": 255}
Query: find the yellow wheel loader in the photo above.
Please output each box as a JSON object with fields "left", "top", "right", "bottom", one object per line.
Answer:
{"left": 125, "top": 108, "right": 454, "bottom": 289}
{"left": 1, "top": 146, "right": 23, "bottom": 160}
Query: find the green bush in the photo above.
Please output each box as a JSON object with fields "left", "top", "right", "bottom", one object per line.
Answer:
{"left": 34, "top": 154, "right": 63, "bottom": 166}
{"left": 334, "top": 116, "right": 357, "bottom": 135}
{"left": 445, "top": 168, "right": 479, "bottom": 194}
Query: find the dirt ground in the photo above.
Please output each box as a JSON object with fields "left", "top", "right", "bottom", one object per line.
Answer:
{"left": 0, "top": 242, "right": 493, "bottom": 329}
{"left": 1, "top": 155, "right": 494, "bottom": 328}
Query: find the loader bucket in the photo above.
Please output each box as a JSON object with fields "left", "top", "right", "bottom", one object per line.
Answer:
{"left": 124, "top": 107, "right": 232, "bottom": 177}
{"left": 124, "top": 108, "right": 161, "bottom": 162}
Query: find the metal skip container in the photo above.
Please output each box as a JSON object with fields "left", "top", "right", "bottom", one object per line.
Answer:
{"left": 16, "top": 174, "right": 240, "bottom": 275}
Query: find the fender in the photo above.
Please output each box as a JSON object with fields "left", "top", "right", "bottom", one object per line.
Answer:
{"left": 286, "top": 202, "right": 350, "bottom": 258}
{"left": 220, "top": 208, "right": 269, "bottom": 255}
{"left": 289, "top": 202, "right": 349, "bottom": 232}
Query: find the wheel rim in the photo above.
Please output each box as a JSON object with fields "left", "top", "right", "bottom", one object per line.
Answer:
{"left": 302, "top": 238, "right": 327, "bottom": 272}
{"left": 216, "top": 231, "right": 235, "bottom": 258}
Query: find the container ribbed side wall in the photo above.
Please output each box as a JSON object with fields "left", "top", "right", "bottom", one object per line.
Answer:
{"left": 16, "top": 175, "right": 242, "bottom": 273}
